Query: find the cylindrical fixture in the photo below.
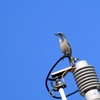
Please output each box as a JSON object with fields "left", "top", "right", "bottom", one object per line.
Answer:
{"left": 73, "top": 60, "right": 100, "bottom": 97}
{"left": 85, "top": 89, "right": 100, "bottom": 100}
{"left": 59, "top": 88, "right": 67, "bottom": 100}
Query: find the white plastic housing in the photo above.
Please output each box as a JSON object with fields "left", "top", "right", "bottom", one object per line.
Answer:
{"left": 73, "top": 60, "right": 100, "bottom": 100}
{"left": 75, "top": 60, "right": 89, "bottom": 70}
{"left": 85, "top": 89, "right": 100, "bottom": 100}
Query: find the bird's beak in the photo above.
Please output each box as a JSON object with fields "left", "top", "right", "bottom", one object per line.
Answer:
{"left": 54, "top": 34, "right": 58, "bottom": 36}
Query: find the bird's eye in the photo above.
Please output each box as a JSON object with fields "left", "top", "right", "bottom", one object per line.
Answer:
{"left": 59, "top": 33, "right": 62, "bottom": 36}
{"left": 59, "top": 33, "right": 63, "bottom": 36}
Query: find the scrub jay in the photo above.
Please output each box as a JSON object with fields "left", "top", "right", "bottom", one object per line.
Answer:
{"left": 55, "top": 32, "right": 77, "bottom": 66}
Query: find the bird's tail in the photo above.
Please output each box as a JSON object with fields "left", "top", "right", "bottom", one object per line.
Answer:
{"left": 68, "top": 56, "right": 74, "bottom": 66}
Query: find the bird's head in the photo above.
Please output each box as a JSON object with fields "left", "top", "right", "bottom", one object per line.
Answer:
{"left": 54, "top": 32, "right": 66, "bottom": 40}
{"left": 54, "top": 32, "right": 63, "bottom": 37}
{"left": 54, "top": 32, "right": 66, "bottom": 43}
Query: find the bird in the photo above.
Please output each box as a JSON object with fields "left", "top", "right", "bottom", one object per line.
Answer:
{"left": 54, "top": 32, "right": 76, "bottom": 66}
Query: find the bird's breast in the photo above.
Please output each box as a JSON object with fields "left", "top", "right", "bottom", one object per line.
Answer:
{"left": 60, "top": 40, "right": 71, "bottom": 54}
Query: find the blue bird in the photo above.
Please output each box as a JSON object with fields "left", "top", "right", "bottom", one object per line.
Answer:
{"left": 55, "top": 32, "right": 77, "bottom": 66}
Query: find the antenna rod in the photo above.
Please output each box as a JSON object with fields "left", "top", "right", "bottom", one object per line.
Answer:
{"left": 59, "top": 88, "right": 67, "bottom": 100}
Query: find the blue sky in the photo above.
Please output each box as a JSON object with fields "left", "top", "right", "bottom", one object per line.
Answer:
{"left": 0, "top": 0, "right": 100, "bottom": 100}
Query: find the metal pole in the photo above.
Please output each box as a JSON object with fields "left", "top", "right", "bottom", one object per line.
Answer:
{"left": 59, "top": 88, "right": 67, "bottom": 100}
